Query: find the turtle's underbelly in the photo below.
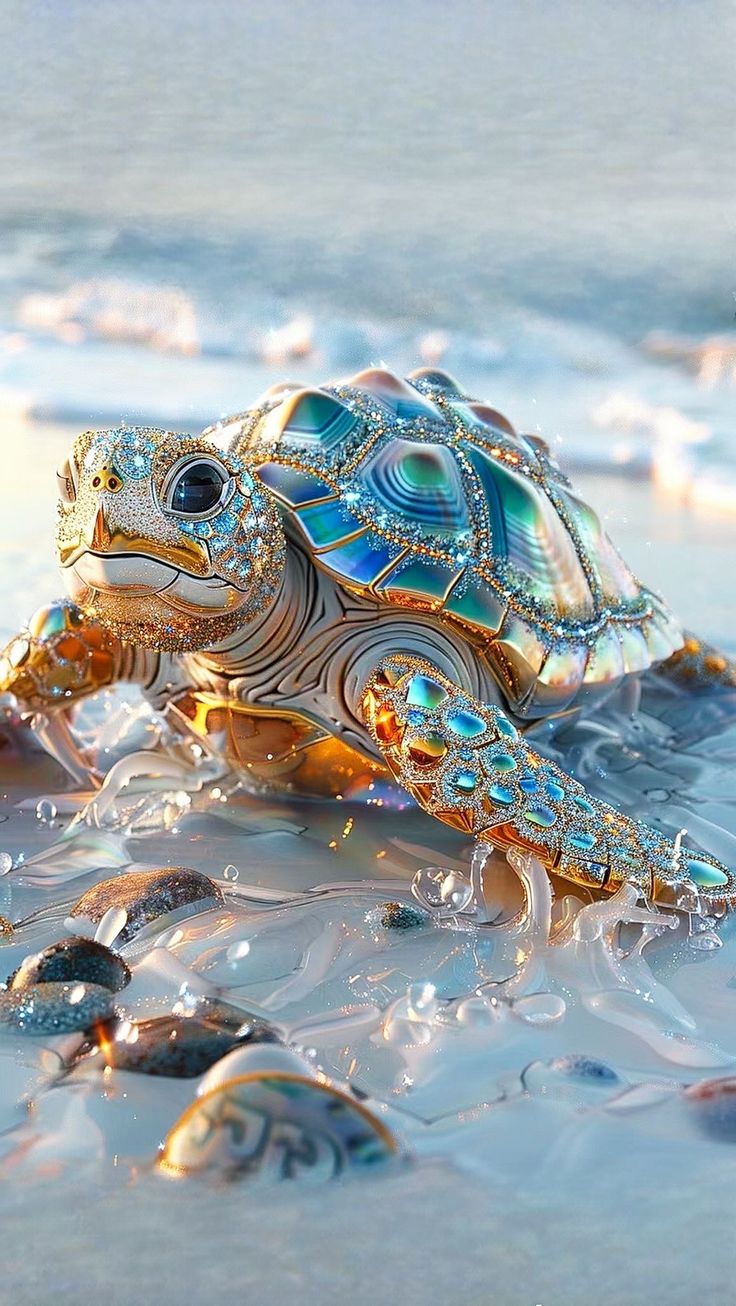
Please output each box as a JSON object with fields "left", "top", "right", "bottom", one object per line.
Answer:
{"left": 171, "top": 689, "right": 388, "bottom": 799}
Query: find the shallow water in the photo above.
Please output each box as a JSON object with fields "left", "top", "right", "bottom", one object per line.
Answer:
{"left": 1, "top": 472, "right": 736, "bottom": 1302}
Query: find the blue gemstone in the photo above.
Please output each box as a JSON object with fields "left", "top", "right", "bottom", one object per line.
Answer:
{"left": 488, "top": 751, "right": 516, "bottom": 773}
{"left": 487, "top": 783, "right": 516, "bottom": 806}
{"left": 525, "top": 804, "right": 557, "bottom": 829}
{"left": 519, "top": 776, "right": 539, "bottom": 794}
{"left": 447, "top": 709, "right": 486, "bottom": 738}
{"left": 453, "top": 768, "right": 479, "bottom": 793}
{"left": 687, "top": 857, "right": 729, "bottom": 888}
{"left": 545, "top": 780, "right": 565, "bottom": 802}
{"left": 406, "top": 675, "right": 448, "bottom": 710}
{"left": 214, "top": 509, "right": 239, "bottom": 534}
{"left": 496, "top": 713, "right": 518, "bottom": 740}
{"left": 572, "top": 795, "right": 595, "bottom": 816}
{"left": 406, "top": 709, "right": 426, "bottom": 727}
{"left": 569, "top": 831, "right": 596, "bottom": 851}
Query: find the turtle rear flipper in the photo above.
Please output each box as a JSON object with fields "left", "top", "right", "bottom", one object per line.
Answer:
{"left": 362, "top": 654, "right": 735, "bottom": 911}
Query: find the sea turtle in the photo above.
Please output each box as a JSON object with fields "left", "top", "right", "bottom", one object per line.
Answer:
{"left": 2, "top": 367, "right": 734, "bottom": 911}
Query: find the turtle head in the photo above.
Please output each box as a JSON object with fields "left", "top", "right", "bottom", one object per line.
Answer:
{"left": 55, "top": 427, "right": 286, "bottom": 651}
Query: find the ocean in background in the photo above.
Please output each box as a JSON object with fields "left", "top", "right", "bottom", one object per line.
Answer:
{"left": 0, "top": 0, "right": 735, "bottom": 472}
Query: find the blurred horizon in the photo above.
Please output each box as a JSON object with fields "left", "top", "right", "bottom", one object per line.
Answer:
{"left": 0, "top": 0, "right": 735, "bottom": 515}
{"left": 2, "top": 0, "right": 735, "bottom": 337}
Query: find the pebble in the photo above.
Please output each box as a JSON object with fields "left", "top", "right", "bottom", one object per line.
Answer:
{"left": 0, "top": 981, "right": 115, "bottom": 1034}
{"left": 159, "top": 1071, "right": 398, "bottom": 1180}
{"left": 7, "top": 937, "right": 131, "bottom": 993}
{"left": 69, "top": 867, "right": 223, "bottom": 945}
{"left": 684, "top": 1076, "right": 736, "bottom": 1143}
{"left": 75, "top": 1007, "right": 279, "bottom": 1078}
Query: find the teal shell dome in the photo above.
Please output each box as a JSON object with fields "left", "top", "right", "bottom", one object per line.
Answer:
{"left": 207, "top": 368, "right": 683, "bottom": 715}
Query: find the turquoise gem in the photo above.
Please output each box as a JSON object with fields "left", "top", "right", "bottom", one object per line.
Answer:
{"left": 687, "top": 857, "right": 728, "bottom": 888}
{"left": 488, "top": 751, "right": 516, "bottom": 773}
{"left": 496, "top": 714, "right": 518, "bottom": 740}
{"left": 406, "top": 675, "right": 448, "bottom": 710}
{"left": 545, "top": 780, "right": 565, "bottom": 802}
{"left": 487, "top": 783, "right": 516, "bottom": 806}
{"left": 569, "top": 831, "right": 596, "bottom": 851}
{"left": 38, "top": 607, "right": 67, "bottom": 638}
{"left": 525, "top": 805, "right": 557, "bottom": 829}
{"left": 453, "top": 768, "right": 479, "bottom": 793}
{"left": 447, "top": 709, "right": 486, "bottom": 738}
{"left": 572, "top": 795, "right": 595, "bottom": 816}
{"left": 519, "top": 776, "right": 538, "bottom": 794}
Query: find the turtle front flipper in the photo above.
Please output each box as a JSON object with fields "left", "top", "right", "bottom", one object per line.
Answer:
{"left": 361, "top": 655, "right": 735, "bottom": 912}
{"left": 657, "top": 632, "right": 736, "bottom": 691}
{"left": 0, "top": 599, "right": 174, "bottom": 783}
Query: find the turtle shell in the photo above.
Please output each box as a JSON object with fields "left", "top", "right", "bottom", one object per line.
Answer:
{"left": 210, "top": 369, "right": 682, "bottom": 714}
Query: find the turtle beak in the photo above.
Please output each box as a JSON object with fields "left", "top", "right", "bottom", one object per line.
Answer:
{"left": 85, "top": 506, "right": 112, "bottom": 552}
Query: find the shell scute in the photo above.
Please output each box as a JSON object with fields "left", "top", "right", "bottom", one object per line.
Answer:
{"left": 226, "top": 370, "right": 681, "bottom": 710}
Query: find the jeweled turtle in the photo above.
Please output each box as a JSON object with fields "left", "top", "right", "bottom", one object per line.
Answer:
{"left": 2, "top": 367, "right": 734, "bottom": 909}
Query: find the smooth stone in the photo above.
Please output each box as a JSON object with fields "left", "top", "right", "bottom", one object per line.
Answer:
{"left": 7, "top": 937, "right": 131, "bottom": 993}
{"left": 198, "top": 1044, "right": 319, "bottom": 1096}
{"left": 550, "top": 1055, "right": 620, "bottom": 1083}
{"left": 406, "top": 674, "right": 447, "bottom": 710}
{"left": 380, "top": 901, "right": 427, "bottom": 930}
{"left": 159, "top": 1071, "right": 398, "bottom": 1180}
{"left": 488, "top": 751, "right": 516, "bottom": 773}
{"left": 686, "top": 858, "right": 729, "bottom": 889}
{"left": 685, "top": 1077, "right": 736, "bottom": 1143}
{"left": 75, "top": 1007, "right": 279, "bottom": 1078}
{"left": 69, "top": 867, "right": 224, "bottom": 945}
{"left": 519, "top": 776, "right": 538, "bottom": 794}
{"left": 0, "top": 981, "right": 115, "bottom": 1034}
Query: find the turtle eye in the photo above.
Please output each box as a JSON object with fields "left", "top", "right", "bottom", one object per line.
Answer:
{"left": 165, "top": 459, "right": 229, "bottom": 517}
{"left": 56, "top": 457, "right": 76, "bottom": 507}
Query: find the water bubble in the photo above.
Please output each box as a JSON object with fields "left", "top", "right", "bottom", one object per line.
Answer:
{"left": 412, "top": 866, "right": 474, "bottom": 915}
{"left": 223, "top": 865, "right": 239, "bottom": 883}
{"left": 35, "top": 799, "right": 57, "bottom": 825}
{"left": 0, "top": 853, "right": 12, "bottom": 876}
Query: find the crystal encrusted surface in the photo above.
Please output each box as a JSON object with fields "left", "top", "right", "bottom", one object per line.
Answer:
{"left": 362, "top": 656, "right": 734, "bottom": 904}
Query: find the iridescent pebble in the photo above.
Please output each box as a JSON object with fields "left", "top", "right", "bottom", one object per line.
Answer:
{"left": 549, "top": 1055, "right": 621, "bottom": 1083}
{"left": 380, "top": 901, "right": 427, "bottom": 930}
{"left": 75, "top": 1010, "right": 279, "bottom": 1078}
{"left": 159, "top": 1073, "right": 398, "bottom": 1181}
{"left": 69, "top": 867, "right": 223, "bottom": 945}
{"left": 684, "top": 1076, "right": 736, "bottom": 1143}
{"left": 0, "top": 981, "right": 115, "bottom": 1034}
{"left": 7, "top": 937, "right": 131, "bottom": 993}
